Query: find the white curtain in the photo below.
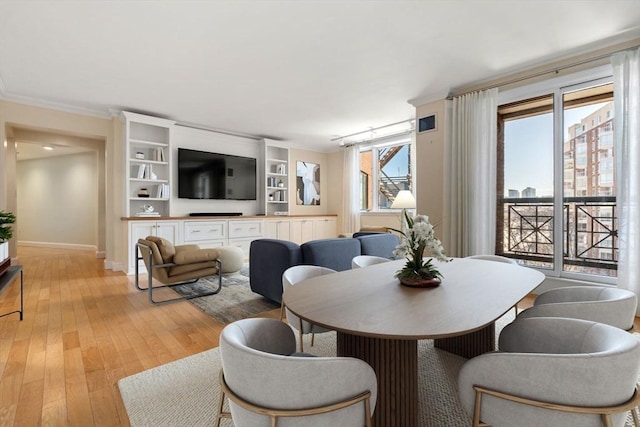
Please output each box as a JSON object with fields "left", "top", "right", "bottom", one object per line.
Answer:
{"left": 341, "top": 144, "right": 361, "bottom": 234}
{"left": 612, "top": 47, "right": 640, "bottom": 313}
{"left": 444, "top": 88, "right": 498, "bottom": 257}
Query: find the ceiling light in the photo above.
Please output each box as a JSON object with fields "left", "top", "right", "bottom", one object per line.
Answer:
{"left": 43, "top": 146, "right": 53, "bottom": 151}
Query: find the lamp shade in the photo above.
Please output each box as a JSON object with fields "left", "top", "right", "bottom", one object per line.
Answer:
{"left": 391, "top": 190, "right": 416, "bottom": 209}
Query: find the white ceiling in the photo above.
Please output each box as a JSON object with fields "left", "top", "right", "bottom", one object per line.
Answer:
{"left": 1, "top": 0, "right": 639, "bottom": 152}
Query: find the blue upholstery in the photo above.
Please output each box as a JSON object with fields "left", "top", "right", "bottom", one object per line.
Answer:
{"left": 301, "top": 238, "right": 362, "bottom": 272}
{"left": 356, "top": 233, "right": 399, "bottom": 258}
{"left": 249, "top": 233, "right": 400, "bottom": 303}
{"left": 249, "top": 239, "right": 302, "bottom": 304}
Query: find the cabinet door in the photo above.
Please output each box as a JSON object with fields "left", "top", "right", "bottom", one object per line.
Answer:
{"left": 290, "top": 219, "right": 314, "bottom": 244}
{"left": 313, "top": 217, "right": 337, "bottom": 239}
{"left": 265, "top": 220, "right": 279, "bottom": 239}
{"left": 276, "top": 220, "right": 291, "bottom": 241}
{"left": 155, "top": 221, "right": 180, "bottom": 243}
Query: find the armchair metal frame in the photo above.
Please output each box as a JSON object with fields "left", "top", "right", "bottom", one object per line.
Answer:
{"left": 472, "top": 385, "right": 640, "bottom": 427}
{"left": 216, "top": 370, "right": 373, "bottom": 427}
{"left": 135, "top": 241, "right": 222, "bottom": 305}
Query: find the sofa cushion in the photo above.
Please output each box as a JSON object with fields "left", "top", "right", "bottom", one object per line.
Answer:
{"left": 355, "top": 233, "right": 400, "bottom": 259}
{"left": 146, "top": 236, "right": 176, "bottom": 263}
{"left": 173, "top": 248, "right": 220, "bottom": 265}
{"left": 301, "top": 238, "right": 361, "bottom": 272}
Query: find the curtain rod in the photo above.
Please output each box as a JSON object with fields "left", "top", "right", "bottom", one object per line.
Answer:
{"left": 330, "top": 118, "right": 414, "bottom": 142}
{"left": 447, "top": 43, "right": 639, "bottom": 100}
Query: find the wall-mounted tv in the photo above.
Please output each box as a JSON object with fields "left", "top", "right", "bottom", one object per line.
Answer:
{"left": 178, "top": 148, "right": 257, "bottom": 200}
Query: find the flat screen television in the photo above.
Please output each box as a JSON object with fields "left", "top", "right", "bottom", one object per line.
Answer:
{"left": 178, "top": 148, "right": 257, "bottom": 200}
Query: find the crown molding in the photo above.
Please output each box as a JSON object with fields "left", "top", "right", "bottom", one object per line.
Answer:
{"left": 407, "top": 90, "right": 450, "bottom": 108}
{"left": 0, "top": 90, "right": 111, "bottom": 120}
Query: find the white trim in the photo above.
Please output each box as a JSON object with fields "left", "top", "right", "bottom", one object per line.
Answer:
{"left": 0, "top": 92, "right": 111, "bottom": 119}
{"left": 18, "top": 241, "right": 97, "bottom": 251}
{"left": 498, "top": 64, "right": 612, "bottom": 105}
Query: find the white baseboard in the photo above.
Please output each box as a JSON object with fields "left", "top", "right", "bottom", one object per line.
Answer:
{"left": 104, "top": 259, "right": 125, "bottom": 273}
{"left": 18, "top": 241, "right": 97, "bottom": 252}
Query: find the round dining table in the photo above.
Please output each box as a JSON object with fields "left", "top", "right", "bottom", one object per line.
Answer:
{"left": 283, "top": 257, "right": 545, "bottom": 427}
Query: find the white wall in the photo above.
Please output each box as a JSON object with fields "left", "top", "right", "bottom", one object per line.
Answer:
{"left": 171, "top": 125, "right": 260, "bottom": 216}
{"left": 17, "top": 151, "right": 98, "bottom": 248}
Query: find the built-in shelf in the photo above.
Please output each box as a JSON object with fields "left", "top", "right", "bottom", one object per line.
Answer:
{"left": 259, "top": 141, "right": 290, "bottom": 215}
{"left": 122, "top": 111, "right": 175, "bottom": 217}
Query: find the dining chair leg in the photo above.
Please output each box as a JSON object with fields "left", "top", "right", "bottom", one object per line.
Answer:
{"left": 298, "top": 318, "right": 304, "bottom": 352}
{"left": 632, "top": 406, "right": 640, "bottom": 426}
{"left": 279, "top": 302, "right": 286, "bottom": 321}
{"left": 311, "top": 333, "right": 315, "bottom": 347}
{"left": 215, "top": 370, "right": 232, "bottom": 427}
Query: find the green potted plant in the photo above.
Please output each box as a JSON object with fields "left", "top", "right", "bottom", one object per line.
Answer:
{"left": 0, "top": 210, "right": 16, "bottom": 264}
{"left": 392, "top": 211, "right": 450, "bottom": 287}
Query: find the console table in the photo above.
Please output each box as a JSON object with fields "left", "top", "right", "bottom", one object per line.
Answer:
{"left": 0, "top": 265, "right": 24, "bottom": 320}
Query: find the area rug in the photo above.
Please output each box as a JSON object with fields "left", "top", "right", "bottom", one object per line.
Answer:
{"left": 172, "top": 265, "right": 279, "bottom": 324}
{"left": 118, "top": 313, "right": 640, "bottom": 427}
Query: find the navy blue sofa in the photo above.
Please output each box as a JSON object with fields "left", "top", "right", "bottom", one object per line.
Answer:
{"left": 249, "top": 233, "right": 399, "bottom": 303}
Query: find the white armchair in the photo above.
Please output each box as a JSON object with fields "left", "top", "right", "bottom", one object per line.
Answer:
{"left": 458, "top": 317, "right": 640, "bottom": 427}
{"left": 281, "top": 265, "right": 336, "bottom": 351}
{"left": 518, "top": 286, "right": 638, "bottom": 330}
{"left": 351, "top": 255, "right": 391, "bottom": 269}
{"left": 216, "top": 318, "right": 377, "bottom": 427}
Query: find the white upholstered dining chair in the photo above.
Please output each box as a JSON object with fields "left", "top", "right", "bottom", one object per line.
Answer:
{"left": 465, "top": 254, "right": 521, "bottom": 315}
{"left": 351, "top": 255, "right": 391, "bottom": 269}
{"left": 216, "top": 318, "right": 377, "bottom": 427}
{"left": 281, "top": 265, "right": 336, "bottom": 352}
{"left": 458, "top": 317, "right": 640, "bottom": 427}
{"left": 517, "top": 285, "right": 637, "bottom": 331}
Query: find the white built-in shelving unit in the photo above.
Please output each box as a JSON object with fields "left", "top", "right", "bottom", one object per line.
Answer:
{"left": 121, "top": 112, "right": 175, "bottom": 217}
{"left": 258, "top": 139, "right": 289, "bottom": 215}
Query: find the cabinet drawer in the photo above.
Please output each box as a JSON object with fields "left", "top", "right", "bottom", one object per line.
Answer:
{"left": 228, "top": 220, "right": 263, "bottom": 238}
{"left": 184, "top": 221, "right": 226, "bottom": 242}
{"left": 227, "top": 238, "right": 255, "bottom": 258}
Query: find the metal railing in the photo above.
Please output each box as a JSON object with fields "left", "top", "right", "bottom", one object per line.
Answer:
{"left": 499, "top": 196, "right": 617, "bottom": 273}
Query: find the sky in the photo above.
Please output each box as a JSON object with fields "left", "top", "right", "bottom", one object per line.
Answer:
{"left": 504, "top": 102, "right": 608, "bottom": 197}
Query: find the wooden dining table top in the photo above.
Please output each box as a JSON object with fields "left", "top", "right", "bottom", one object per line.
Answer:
{"left": 283, "top": 258, "right": 546, "bottom": 340}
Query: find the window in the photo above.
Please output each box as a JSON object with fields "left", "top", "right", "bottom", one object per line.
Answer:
{"left": 359, "top": 136, "right": 412, "bottom": 211}
{"left": 497, "top": 79, "right": 616, "bottom": 280}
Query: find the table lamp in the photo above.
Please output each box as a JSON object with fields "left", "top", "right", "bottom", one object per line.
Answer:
{"left": 391, "top": 190, "right": 416, "bottom": 234}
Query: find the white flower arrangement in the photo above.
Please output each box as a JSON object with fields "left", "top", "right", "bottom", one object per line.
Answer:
{"left": 393, "top": 212, "right": 449, "bottom": 281}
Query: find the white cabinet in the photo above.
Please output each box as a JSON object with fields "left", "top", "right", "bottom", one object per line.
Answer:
{"left": 290, "top": 218, "right": 314, "bottom": 244}
{"left": 265, "top": 219, "right": 291, "bottom": 240}
{"left": 122, "top": 112, "right": 175, "bottom": 217}
{"left": 183, "top": 220, "right": 226, "bottom": 249}
{"left": 129, "top": 220, "right": 180, "bottom": 273}
{"left": 313, "top": 217, "right": 338, "bottom": 240}
{"left": 258, "top": 140, "right": 289, "bottom": 216}
{"left": 228, "top": 220, "right": 264, "bottom": 258}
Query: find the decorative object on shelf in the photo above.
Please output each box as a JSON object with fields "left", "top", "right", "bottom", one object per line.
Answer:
{"left": 392, "top": 211, "right": 449, "bottom": 287}
{"left": 278, "top": 179, "right": 284, "bottom": 188}
{"left": 276, "top": 163, "right": 286, "bottom": 174}
{"left": 296, "top": 161, "right": 320, "bottom": 205}
{"left": 142, "top": 204, "right": 154, "bottom": 213}
{"left": 268, "top": 194, "right": 274, "bottom": 201}
{"left": 137, "top": 188, "right": 150, "bottom": 198}
{"left": 135, "top": 151, "right": 145, "bottom": 159}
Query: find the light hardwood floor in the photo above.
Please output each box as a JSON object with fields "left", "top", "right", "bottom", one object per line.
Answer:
{"left": 0, "top": 246, "right": 278, "bottom": 426}
{"left": 0, "top": 247, "right": 637, "bottom": 426}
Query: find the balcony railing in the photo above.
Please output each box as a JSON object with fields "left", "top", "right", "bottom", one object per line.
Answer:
{"left": 498, "top": 196, "right": 617, "bottom": 275}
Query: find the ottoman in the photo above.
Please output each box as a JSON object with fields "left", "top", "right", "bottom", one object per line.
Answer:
{"left": 217, "top": 246, "right": 245, "bottom": 274}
